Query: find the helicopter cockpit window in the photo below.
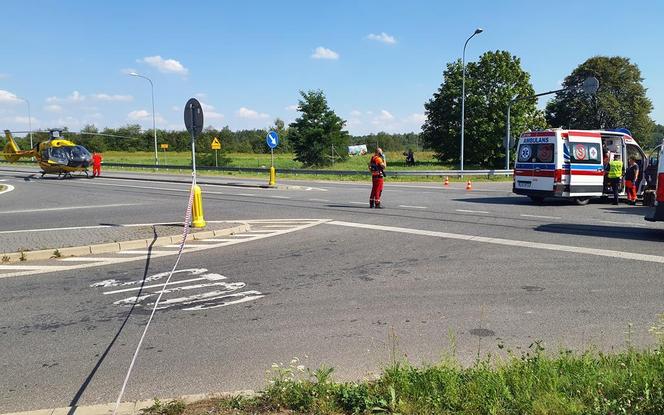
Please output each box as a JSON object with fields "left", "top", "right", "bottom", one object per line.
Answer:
{"left": 51, "top": 131, "right": 61, "bottom": 139}
{"left": 69, "top": 146, "right": 91, "bottom": 159}
{"left": 48, "top": 147, "right": 69, "bottom": 164}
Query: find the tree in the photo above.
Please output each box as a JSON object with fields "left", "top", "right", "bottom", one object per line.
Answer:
{"left": 288, "top": 90, "right": 349, "bottom": 166}
{"left": 422, "top": 50, "right": 544, "bottom": 167}
{"left": 545, "top": 56, "right": 654, "bottom": 142}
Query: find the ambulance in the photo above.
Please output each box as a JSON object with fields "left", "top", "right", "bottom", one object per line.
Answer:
{"left": 645, "top": 143, "right": 664, "bottom": 222}
{"left": 513, "top": 129, "right": 647, "bottom": 205}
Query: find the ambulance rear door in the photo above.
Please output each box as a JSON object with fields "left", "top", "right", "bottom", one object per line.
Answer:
{"left": 567, "top": 131, "right": 604, "bottom": 196}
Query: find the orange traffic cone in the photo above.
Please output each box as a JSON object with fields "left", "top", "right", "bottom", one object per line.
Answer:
{"left": 466, "top": 180, "right": 472, "bottom": 191}
{"left": 444, "top": 176, "right": 449, "bottom": 186}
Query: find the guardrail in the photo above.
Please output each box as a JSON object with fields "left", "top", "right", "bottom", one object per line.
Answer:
{"left": 3, "top": 160, "right": 513, "bottom": 177}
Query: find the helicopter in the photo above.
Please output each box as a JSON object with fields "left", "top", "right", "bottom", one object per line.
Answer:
{"left": 2, "top": 128, "right": 93, "bottom": 178}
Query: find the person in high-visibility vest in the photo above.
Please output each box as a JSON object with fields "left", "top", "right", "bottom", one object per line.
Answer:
{"left": 607, "top": 154, "right": 623, "bottom": 205}
{"left": 368, "top": 147, "right": 386, "bottom": 208}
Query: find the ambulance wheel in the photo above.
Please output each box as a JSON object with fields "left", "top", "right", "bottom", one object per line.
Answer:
{"left": 574, "top": 197, "right": 590, "bottom": 205}
{"left": 529, "top": 196, "right": 545, "bottom": 204}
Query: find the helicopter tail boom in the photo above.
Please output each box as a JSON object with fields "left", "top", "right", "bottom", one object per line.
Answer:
{"left": 3, "top": 130, "right": 35, "bottom": 162}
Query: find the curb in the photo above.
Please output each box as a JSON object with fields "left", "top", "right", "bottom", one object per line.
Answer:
{"left": 1, "top": 390, "right": 256, "bottom": 415}
{"left": 0, "top": 224, "right": 250, "bottom": 264}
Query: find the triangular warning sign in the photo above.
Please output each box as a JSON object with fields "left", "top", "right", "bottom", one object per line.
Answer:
{"left": 211, "top": 137, "right": 221, "bottom": 149}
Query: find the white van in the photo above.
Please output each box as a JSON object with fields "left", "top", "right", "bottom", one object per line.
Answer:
{"left": 513, "top": 129, "right": 647, "bottom": 205}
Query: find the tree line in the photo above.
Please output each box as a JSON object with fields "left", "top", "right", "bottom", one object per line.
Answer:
{"left": 5, "top": 54, "right": 663, "bottom": 168}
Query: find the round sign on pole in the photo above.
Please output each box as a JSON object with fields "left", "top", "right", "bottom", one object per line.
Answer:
{"left": 266, "top": 131, "right": 279, "bottom": 149}
{"left": 582, "top": 76, "right": 599, "bottom": 95}
{"left": 184, "top": 98, "right": 204, "bottom": 137}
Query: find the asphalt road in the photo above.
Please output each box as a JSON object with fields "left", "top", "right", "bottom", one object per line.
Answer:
{"left": 1, "top": 166, "right": 664, "bottom": 412}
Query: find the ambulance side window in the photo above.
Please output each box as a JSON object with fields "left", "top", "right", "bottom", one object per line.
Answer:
{"left": 570, "top": 143, "right": 601, "bottom": 164}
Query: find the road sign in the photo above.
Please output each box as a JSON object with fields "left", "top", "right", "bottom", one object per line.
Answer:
{"left": 582, "top": 76, "right": 600, "bottom": 95}
{"left": 184, "top": 98, "right": 204, "bottom": 137}
{"left": 211, "top": 137, "right": 221, "bottom": 150}
{"left": 160, "top": 143, "right": 169, "bottom": 150}
{"left": 266, "top": 131, "right": 279, "bottom": 149}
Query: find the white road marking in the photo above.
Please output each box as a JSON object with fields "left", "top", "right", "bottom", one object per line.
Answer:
{"left": 269, "top": 195, "right": 290, "bottom": 199}
{"left": 398, "top": 205, "right": 427, "bottom": 209}
{"left": 117, "top": 250, "right": 190, "bottom": 255}
{"left": 59, "top": 257, "right": 124, "bottom": 262}
{"left": 455, "top": 209, "right": 489, "bottom": 214}
{"left": 0, "top": 184, "right": 15, "bottom": 195}
{"left": 237, "top": 193, "right": 257, "bottom": 197}
{"left": 0, "top": 265, "right": 66, "bottom": 270}
{"left": 0, "top": 219, "right": 330, "bottom": 279}
{"left": 348, "top": 201, "right": 367, "bottom": 205}
{"left": 308, "top": 198, "right": 330, "bottom": 202}
{"left": 0, "top": 203, "right": 140, "bottom": 214}
{"left": 520, "top": 214, "right": 562, "bottom": 220}
{"left": 92, "top": 268, "right": 264, "bottom": 311}
{"left": 328, "top": 220, "right": 664, "bottom": 264}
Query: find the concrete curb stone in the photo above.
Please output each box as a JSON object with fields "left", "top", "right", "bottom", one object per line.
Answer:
{"left": 1, "top": 391, "right": 256, "bottom": 415}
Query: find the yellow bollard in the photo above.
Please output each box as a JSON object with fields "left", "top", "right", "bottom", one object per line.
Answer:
{"left": 268, "top": 166, "right": 276, "bottom": 186}
{"left": 191, "top": 184, "right": 206, "bottom": 228}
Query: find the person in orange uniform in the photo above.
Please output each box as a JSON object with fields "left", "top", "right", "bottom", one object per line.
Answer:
{"left": 624, "top": 157, "right": 640, "bottom": 205}
{"left": 92, "top": 152, "right": 103, "bottom": 177}
{"left": 368, "top": 147, "right": 386, "bottom": 208}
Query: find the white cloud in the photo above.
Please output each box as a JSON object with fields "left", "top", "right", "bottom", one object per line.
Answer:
{"left": 121, "top": 68, "right": 137, "bottom": 75}
{"left": 68, "top": 91, "right": 85, "bottom": 102}
{"left": 406, "top": 113, "right": 426, "bottom": 124}
{"left": 139, "top": 55, "right": 189, "bottom": 75}
{"left": 12, "top": 115, "right": 38, "bottom": 124}
{"left": 311, "top": 46, "right": 339, "bottom": 60}
{"left": 171, "top": 105, "right": 180, "bottom": 112}
{"left": 45, "top": 91, "right": 86, "bottom": 103}
{"left": 350, "top": 110, "right": 363, "bottom": 117}
{"left": 93, "top": 93, "right": 133, "bottom": 102}
{"left": 236, "top": 107, "right": 269, "bottom": 119}
{"left": 285, "top": 104, "right": 298, "bottom": 111}
{"left": 128, "top": 109, "right": 151, "bottom": 120}
{"left": 0, "top": 89, "right": 20, "bottom": 103}
{"left": 127, "top": 109, "right": 166, "bottom": 124}
{"left": 44, "top": 104, "right": 63, "bottom": 113}
{"left": 0, "top": 73, "right": 9, "bottom": 79}
{"left": 367, "top": 32, "right": 397, "bottom": 45}
{"left": 377, "top": 110, "right": 394, "bottom": 121}
{"left": 195, "top": 92, "right": 207, "bottom": 98}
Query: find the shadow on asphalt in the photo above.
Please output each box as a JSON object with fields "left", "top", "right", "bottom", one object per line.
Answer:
{"left": 599, "top": 206, "right": 652, "bottom": 217}
{"left": 326, "top": 204, "right": 369, "bottom": 209}
{"left": 66, "top": 227, "right": 159, "bottom": 414}
{"left": 535, "top": 223, "right": 664, "bottom": 242}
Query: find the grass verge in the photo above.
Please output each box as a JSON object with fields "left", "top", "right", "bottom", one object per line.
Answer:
{"left": 141, "top": 341, "right": 664, "bottom": 414}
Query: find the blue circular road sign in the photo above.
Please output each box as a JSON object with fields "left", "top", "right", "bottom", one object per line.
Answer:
{"left": 266, "top": 131, "right": 279, "bottom": 149}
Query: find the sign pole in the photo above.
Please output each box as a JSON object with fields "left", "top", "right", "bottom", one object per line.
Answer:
{"left": 215, "top": 149, "right": 218, "bottom": 167}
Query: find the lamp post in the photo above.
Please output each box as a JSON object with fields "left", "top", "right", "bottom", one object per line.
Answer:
{"left": 129, "top": 72, "right": 158, "bottom": 166}
{"left": 505, "top": 76, "right": 599, "bottom": 170}
{"left": 460, "top": 28, "right": 483, "bottom": 173}
{"left": 16, "top": 96, "right": 32, "bottom": 149}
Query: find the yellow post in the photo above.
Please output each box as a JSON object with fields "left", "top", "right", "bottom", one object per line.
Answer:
{"left": 269, "top": 166, "right": 276, "bottom": 186}
{"left": 191, "top": 184, "right": 206, "bottom": 228}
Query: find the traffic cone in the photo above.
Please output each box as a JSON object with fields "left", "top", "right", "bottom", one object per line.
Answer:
{"left": 444, "top": 176, "right": 449, "bottom": 186}
{"left": 466, "top": 180, "right": 472, "bottom": 191}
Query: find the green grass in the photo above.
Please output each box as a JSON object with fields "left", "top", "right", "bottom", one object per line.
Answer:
{"left": 102, "top": 151, "right": 513, "bottom": 182}
{"left": 103, "top": 151, "right": 486, "bottom": 171}
{"left": 141, "top": 330, "right": 664, "bottom": 415}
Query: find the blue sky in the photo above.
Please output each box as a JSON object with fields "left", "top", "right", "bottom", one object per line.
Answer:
{"left": 1, "top": 0, "right": 662, "bottom": 136}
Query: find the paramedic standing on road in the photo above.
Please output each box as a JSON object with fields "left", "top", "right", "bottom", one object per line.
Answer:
{"left": 369, "top": 148, "right": 386, "bottom": 208}
{"left": 607, "top": 154, "right": 623, "bottom": 205}
{"left": 625, "top": 157, "right": 640, "bottom": 205}
{"left": 92, "top": 152, "right": 103, "bottom": 177}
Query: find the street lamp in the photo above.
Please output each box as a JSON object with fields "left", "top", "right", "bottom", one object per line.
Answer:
{"left": 16, "top": 96, "right": 33, "bottom": 149}
{"left": 460, "top": 28, "right": 483, "bottom": 173}
{"left": 129, "top": 72, "right": 158, "bottom": 166}
{"left": 505, "top": 76, "right": 599, "bottom": 170}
